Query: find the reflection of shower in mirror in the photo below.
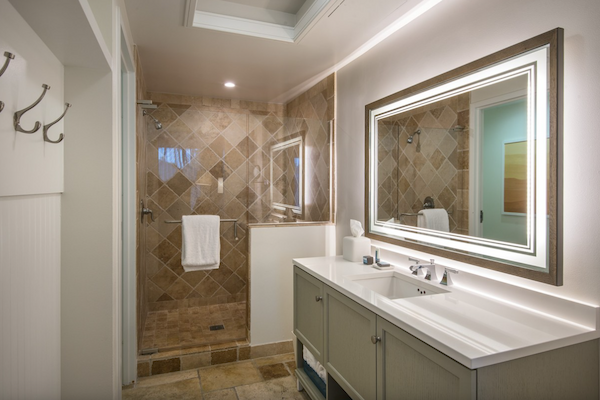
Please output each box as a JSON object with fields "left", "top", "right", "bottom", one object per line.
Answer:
{"left": 407, "top": 129, "right": 420, "bottom": 144}
{"left": 407, "top": 129, "right": 421, "bottom": 151}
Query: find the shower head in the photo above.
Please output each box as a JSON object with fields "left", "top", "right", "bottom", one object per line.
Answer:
{"left": 407, "top": 129, "right": 421, "bottom": 144}
{"left": 143, "top": 109, "right": 162, "bottom": 130}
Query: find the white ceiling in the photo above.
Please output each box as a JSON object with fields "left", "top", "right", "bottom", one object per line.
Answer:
{"left": 124, "top": 0, "right": 434, "bottom": 103}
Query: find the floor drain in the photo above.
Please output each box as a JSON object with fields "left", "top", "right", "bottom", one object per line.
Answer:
{"left": 209, "top": 324, "right": 225, "bottom": 331}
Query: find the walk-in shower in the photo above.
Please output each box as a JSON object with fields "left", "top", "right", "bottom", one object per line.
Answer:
{"left": 134, "top": 73, "right": 335, "bottom": 376}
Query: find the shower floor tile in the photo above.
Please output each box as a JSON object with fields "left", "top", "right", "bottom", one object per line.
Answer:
{"left": 141, "top": 302, "right": 247, "bottom": 352}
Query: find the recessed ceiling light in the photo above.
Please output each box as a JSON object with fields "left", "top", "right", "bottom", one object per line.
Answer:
{"left": 224, "top": 82, "right": 235, "bottom": 88}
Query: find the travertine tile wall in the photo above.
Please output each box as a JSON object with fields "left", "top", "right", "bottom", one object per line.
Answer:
{"left": 138, "top": 74, "right": 335, "bottom": 337}
{"left": 284, "top": 74, "right": 335, "bottom": 222}
{"left": 143, "top": 95, "right": 281, "bottom": 313}
{"left": 135, "top": 46, "right": 148, "bottom": 348}
{"left": 377, "top": 93, "right": 469, "bottom": 234}
{"left": 377, "top": 120, "right": 399, "bottom": 221}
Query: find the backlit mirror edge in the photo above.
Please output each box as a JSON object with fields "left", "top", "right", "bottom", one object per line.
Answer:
{"left": 364, "top": 28, "right": 563, "bottom": 286}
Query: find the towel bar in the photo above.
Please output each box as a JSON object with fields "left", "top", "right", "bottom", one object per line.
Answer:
{"left": 164, "top": 218, "right": 238, "bottom": 240}
{"left": 399, "top": 211, "right": 453, "bottom": 217}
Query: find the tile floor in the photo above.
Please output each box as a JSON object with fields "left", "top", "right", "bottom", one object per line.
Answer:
{"left": 141, "top": 302, "right": 247, "bottom": 351}
{"left": 124, "top": 353, "right": 311, "bottom": 400}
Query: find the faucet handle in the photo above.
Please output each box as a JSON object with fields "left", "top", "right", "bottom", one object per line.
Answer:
{"left": 410, "top": 265, "right": 423, "bottom": 276}
{"left": 424, "top": 259, "right": 437, "bottom": 281}
{"left": 408, "top": 257, "right": 422, "bottom": 276}
{"left": 440, "top": 267, "right": 459, "bottom": 286}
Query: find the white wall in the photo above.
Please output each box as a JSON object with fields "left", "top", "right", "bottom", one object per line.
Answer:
{"left": 0, "top": 0, "right": 64, "bottom": 196}
{"left": 61, "top": 66, "right": 115, "bottom": 400}
{"left": 336, "top": 0, "right": 600, "bottom": 305}
{"left": 249, "top": 224, "right": 335, "bottom": 345}
{"left": 7, "top": 0, "right": 133, "bottom": 396}
{"left": 0, "top": 1, "right": 63, "bottom": 398}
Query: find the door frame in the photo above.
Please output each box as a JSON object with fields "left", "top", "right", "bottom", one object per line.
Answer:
{"left": 119, "top": 16, "right": 137, "bottom": 386}
{"left": 469, "top": 89, "right": 526, "bottom": 237}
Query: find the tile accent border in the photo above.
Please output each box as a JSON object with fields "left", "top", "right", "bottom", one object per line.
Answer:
{"left": 137, "top": 340, "right": 294, "bottom": 377}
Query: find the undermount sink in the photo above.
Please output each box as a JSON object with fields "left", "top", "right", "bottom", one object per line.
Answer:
{"left": 346, "top": 271, "right": 448, "bottom": 299}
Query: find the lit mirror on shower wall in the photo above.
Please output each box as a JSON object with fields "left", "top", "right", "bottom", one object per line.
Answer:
{"left": 270, "top": 136, "right": 304, "bottom": 220}
{"left": 366, "top": 28, "right": 563, "bottom": 285}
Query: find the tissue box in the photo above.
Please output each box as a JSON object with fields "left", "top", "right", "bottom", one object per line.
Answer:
{"left": 343, "top": 236, "right": 371, "bottom": 262}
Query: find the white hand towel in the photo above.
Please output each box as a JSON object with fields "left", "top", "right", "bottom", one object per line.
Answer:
{"left": 181, "top": 215, "right": 220, "bottom": 272}
{"left": 417, "top": 209, "right": 449, "bottom": 232}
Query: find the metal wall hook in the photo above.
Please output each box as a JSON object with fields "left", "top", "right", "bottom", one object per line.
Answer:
{"left": 0, "top": 51, "right": 15, "bottom": 77}
{"left": 43, "top": 103, "right": 71, "bottom": 144}
{"left": 0, "top": 52, "right": 15, "bottom": 113}
{"left": 14, "top": 83, "right": 50, "bottom": 134}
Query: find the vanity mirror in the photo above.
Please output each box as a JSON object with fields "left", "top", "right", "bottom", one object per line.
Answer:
{"left": 365, "top": 29, "right": 563, "bottom": 285}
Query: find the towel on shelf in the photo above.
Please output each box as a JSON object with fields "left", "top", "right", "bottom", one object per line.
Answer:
{"left": 303, "top": 346, "right": 326, "bottom": 382}
{"left": 181, "top": 215, "right": 220, "bottom": 272}
{"left": 417, "top": 209, "right": 449, "bottom": 232}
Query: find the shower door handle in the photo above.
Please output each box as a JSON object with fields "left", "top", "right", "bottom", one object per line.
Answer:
{"left": 141, "top": 200, "right": 155, "bottom": 223}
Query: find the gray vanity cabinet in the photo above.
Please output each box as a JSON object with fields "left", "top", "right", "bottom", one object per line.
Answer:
{"left": 323, "top": 285, "right": 475, "bottom": 400}
{"left": 324, "top": 285, "right": 377, "bottom": 400}
{"left": 376, "top": 316, "right": 476, "bottom": 400}
{"left": 294, "top": 266, "right": 474, "bottom": 400}
{"left": 294, "top": 267, "right": 325, "bottom": 363}
{"left": 294, "top": 265, "right": 599, "bottom": 400}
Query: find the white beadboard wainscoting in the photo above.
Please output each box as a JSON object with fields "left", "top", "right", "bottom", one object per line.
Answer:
{"left": 0, "top": 193, "right": 61, "bottom": 399}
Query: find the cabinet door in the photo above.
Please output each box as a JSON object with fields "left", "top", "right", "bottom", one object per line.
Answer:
{"left": 294, "top": 266, "right": 325, "bottom": 363}
{"left": 325, "top": 286, "right": 377, "bottom": 400}
{"left": 377, "top": 317, "right": 476, "bottom": 400}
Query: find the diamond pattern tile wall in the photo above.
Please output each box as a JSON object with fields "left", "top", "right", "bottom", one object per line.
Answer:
{"left": 283, "top": 74, "right": 334, "bottom": 222}
{"left": 144, "top": 100, "right": 268, "bottom": 312}
{"left": 141, "top": 74, "right": 335, "bottom": 313}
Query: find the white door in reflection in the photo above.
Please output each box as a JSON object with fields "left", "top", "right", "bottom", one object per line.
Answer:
{"left": 480, "top": 98, "right": 527, "bottom": 245}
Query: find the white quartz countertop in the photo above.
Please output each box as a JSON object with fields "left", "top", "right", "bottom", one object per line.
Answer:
{"left": 293, "top": 256, "right": 599, "bottom": 369}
